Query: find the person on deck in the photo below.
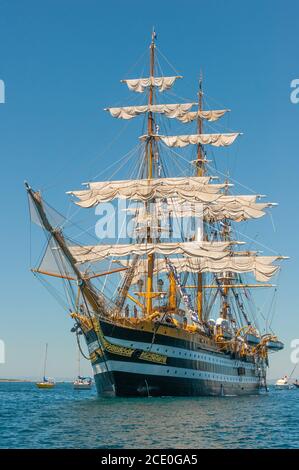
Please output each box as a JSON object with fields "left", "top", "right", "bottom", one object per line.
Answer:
{"left": 125, "top": 305, "right": 130, "bottom": 318}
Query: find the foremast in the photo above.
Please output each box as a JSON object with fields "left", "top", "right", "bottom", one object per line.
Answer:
{"left": 146, "top": 30, "right": 155, "bottom": 316}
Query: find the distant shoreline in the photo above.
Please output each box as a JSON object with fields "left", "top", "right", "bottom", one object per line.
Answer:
{"left": 0, "top": 379, "right": 33, "bottom": 383}
{"left": 0, "top": 379, "right": 74, "bottom": 383}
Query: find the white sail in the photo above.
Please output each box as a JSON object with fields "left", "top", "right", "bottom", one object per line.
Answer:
{"left": 69, "top": 241, "right": 240, "bottom": 264}
{"left": 158, "top": 133, "right": 241, "bottom": 148}
{"left": 105, "top": 103, "right": 195, "bottom": 120}
{"left": 177, "top": 109, "right": 229, "bottom": 123}
{"left": 68, "top": 176, "right": 228, "bottom": 207}
{"left": 121, "top": 76, "right": 182, "bottom": 93}
{"left": 117, "top": 255, "right": 282, "bottom": 283}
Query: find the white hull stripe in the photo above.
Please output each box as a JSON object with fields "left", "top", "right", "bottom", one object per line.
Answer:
{"left": 104, "top": 336, "right": 255, "bottom": 371}
{"left": 93, "top": 360, "right": 259, "bottom": 384}
{"left": 88, "top": 341, "right": 99, "bottom": 355}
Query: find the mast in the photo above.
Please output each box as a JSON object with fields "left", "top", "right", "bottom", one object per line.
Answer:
{"left": 78, "top": 347, "right": 81, "bottom": 378}
{"left": 146, "top": 29, "right": 156, "bottom": 316}
{"left": 221, "top": 182, "right": 231, "bottom": 319}
{"left": 196, "top": 73, "right": 204, "bottom": 321}
{"left": 43, "top": 342, "right": 48, "bottom": 380}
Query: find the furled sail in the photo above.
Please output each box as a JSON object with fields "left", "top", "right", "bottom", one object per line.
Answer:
{"left": 68, "top": 176, "right": 228, "bottom": 207}
{"left": 131, "top": 196, "right": 274, "bottom": 222}
{"left": 158, "top": 133, "right": 241, "bottom": 148}
{"left": 117, "top": 255, "right": 283, "bottom": 283}
{"left": 69, "top": 241, "right": 240, "bottom": 264}
{"left": 105, "top": 103, "right": 195, "bottom": 120}
{"left": 205, "top": 196, "right": 273, "bottom": 221}
{"left": 121, "top": 76, "right": 182, "bottom": 93}
{"left": 177, "top": 109, "right": 230, "bottom": 123}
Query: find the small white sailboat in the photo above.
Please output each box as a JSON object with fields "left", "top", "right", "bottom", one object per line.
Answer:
{"left": 275, "top": 375, "right": 293, "bottom": 390}
{"left": 73, "top": 348, "right": 92, "bottom": 390}
{"left": 36, "top": 343, "right": 55, "bottom": 389}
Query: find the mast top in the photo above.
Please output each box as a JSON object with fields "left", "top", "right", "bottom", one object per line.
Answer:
{"left": 151, "top": 27, "right": 157, "bottom": 46}
{"left": 198, "top": 70, "right": 203, "bottom": 97}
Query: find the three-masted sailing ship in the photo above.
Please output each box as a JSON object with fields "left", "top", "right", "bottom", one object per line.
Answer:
{"left": 26, "top": 32, "right": 287, "bottom": 397}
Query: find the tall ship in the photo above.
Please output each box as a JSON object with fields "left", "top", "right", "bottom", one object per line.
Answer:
{"left": 26, "top": 32, "right": 287, "bottom": 397}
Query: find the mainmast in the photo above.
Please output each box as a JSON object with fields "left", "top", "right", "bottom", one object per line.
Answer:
{"left": 196, "top": 73, "right": 204, "bottom": 321}
{"left": 146, "top": 30, "right": 156, "bottom": 316}
{"left": 221, "top": 185, "right": 231, "bottom": 320}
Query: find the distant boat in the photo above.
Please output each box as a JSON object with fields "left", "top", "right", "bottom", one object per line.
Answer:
{"left": 36, "top": 343, "right": 55, "bottom": 389}
{"left": 73, "top": 376, "right": 92, "bottom": 390}
{"left": 275, "top": 376, "right": 293, "bottom": 390}
{"left": 73, "top": 348, "right": 92, "bottom": 390}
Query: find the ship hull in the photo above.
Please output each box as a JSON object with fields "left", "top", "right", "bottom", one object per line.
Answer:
{"left": 86, "top": 319, "right": 262, "bottom": 398}
{"left": 93, "top": 368, "right": 259, "bottom": 397}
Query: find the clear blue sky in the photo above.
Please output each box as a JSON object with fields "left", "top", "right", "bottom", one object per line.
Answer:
{"left": 0, "top": 0, "right": 298, "bottom": 379}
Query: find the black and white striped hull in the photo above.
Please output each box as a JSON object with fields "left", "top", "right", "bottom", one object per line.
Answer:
{"left": 86, "top": 320, "right": 261, "bottom": 397}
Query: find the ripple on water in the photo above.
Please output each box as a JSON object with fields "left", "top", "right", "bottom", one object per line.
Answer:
{"left": 0, "top": 383, "right": 298, "bottom": 448}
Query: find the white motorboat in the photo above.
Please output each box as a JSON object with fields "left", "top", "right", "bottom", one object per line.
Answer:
{"left": 275, "top": 376, "right": 293, "bottom": 390}
{"left": 73, "top": 376, "right": 92, "bottom": 390}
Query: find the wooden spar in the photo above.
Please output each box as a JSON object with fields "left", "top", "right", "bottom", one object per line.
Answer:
{"left": 126, "top": 293, "right": 144, "bottom": 310}
{"left": 87, "top": 267, "right": 128, "bottom": 279}
{"left": 196, "top": 73, "right": 204, "bottom": 321}
{"left": 146, "top": 30, "right": 156, "bottom": 316}
{"left": 31, "top": 266, "right": 127, "bottom": 281}
{"left": 31, "top": 268, "right": 76, "bottom": 281}
{"left": 25, "top": 183, "right": 107, "bottom": 315}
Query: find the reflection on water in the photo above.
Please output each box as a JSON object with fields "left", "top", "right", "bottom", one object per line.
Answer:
{"left": 0, "top": 382, "right": 298, "bottom": 448}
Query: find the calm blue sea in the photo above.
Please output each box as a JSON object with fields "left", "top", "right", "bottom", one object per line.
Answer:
{"left": 0, "top": 382, "right": 298, "bottom": 449}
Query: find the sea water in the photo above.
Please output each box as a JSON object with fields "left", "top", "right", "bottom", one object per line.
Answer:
{"left": 0, "top": 382, "right": 298, "bottom": 448}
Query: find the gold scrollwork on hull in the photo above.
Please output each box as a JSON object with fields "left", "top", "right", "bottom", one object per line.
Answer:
{"left": 98, "top": 324, "right": 167, "bottom": 364}
{"left": 75, "top": 314, "right": 168, "bottom": 365}
{"left": 139, "top": 351, "right": 167, "bottom": 364}
{"left": 90, "top": 349, "right": 104, "bottom": 363}
{"left": 97, "top": 325, "right": 134, "bottom": 358}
